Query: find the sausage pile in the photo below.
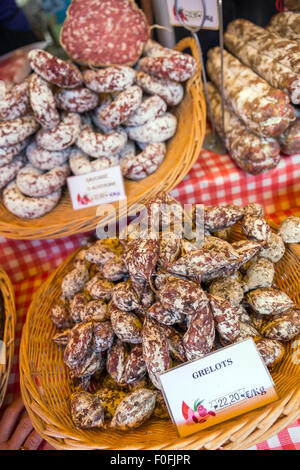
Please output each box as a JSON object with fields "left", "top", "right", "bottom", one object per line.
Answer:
{"left": 49, "top": 194, "right": 300, "bottom": 431}
{"left": 0, "top": 42, "right": 196, "bottom": 219}
{"left": 206, "top": 18, "right": 300, "bottom": 173}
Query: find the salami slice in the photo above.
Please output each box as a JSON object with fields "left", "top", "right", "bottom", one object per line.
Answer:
{"left": 60, "top": 0, "right": 150, "bottom": 67}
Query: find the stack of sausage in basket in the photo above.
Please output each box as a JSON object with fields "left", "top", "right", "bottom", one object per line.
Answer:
{"left": 49, "top": 194, "right": 300, "bottom": 430}
{"left": 206, "top": 17, "right": 300, "bottom": 174}
{"left": 0, "top": 0, "right": 197, "bottom": 220}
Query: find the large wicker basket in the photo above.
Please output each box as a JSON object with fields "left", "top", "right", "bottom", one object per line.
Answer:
{"left": 0, "top": 37, "right": 206, "bottom": 240}
{"left": 19, "top": 221, "right": 300, "bottom": 450}
{"left": 0, "top": 268, "right": 16, "bottom": 409}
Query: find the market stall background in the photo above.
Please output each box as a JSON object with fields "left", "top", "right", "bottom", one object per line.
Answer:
{"left": 1, "top": 143, "right": 300, "bottom": 451}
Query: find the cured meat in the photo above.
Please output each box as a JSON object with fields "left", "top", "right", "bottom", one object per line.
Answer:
{"left": 55, "top": 86, "right": 99, "bottom": 113}
{"left": 60, "top": 0, "right": 150, "bottom": 66}
{"left": 136, "top": 71, "right": 184, "bottom": 107}
{"left": 29, "top": 74, "right": 60, "bottom": 130}
{"left": 267, "top": 12, "right": 300, "bottom": 42}
{"left": 279, "top": 118, "right": 300, "bottom": 155}
{"left": 28, "top": 49, "right": 83, "bottom": 88}
{"left": 2, "top": 182, "right": 62, "bottom": 219}
{"left": 0, "top": 79, "right": 30, "bottom": 121}
{"left": 120, "top": 143, "right": 166, "bottom": 180}
{"left": 139, "top": 53, "right": 197, "bottom": 82}
{"left": 96, "top": 85, "right": 143, "bottom": 128}
{"left": 206, "top": 82, "right": 280, "bottom": 174}
{"left": 226, "top": 19, "right": 300, "bottom": 75}
{"left": 206, "top": 48, "right": 295, "bottom": 138}
{"left": 224, "top": 31, "right": 300, "bottom": 105}
{"left": 83, "top": 66, "right": 136, "bottom": 93}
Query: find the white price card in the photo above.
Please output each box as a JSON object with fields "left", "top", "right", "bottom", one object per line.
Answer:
{"left": 166, "top": 0, "right": 219, "bottom": 30}
{"left": 159, "top": 338, "right": 279, "bottom": 437}
{"left": 0, "top": 340, "right": 6, "bottom": 365}
{"left": 67, "top": 165, "right": 126, "bottom": 211}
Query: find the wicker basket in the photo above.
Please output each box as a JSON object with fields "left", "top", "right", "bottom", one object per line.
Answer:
{"left": 0, "top": 37, "right": 206, "bottom": 241}
{"left": 0, "top": 268, "right": 16, "bottom": 408}
{"left": 19, "top": 221, "right": 300, "bottom": 450}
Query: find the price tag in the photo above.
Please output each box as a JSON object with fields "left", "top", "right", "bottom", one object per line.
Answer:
{"left": 0, "top": 340, "right": 5, "bottom": 365}
{"left": 166, "top": 0, "right": 219, "bottom": 30}
{"left": 159, "top": 338, "right": 279, "bottom": 437}
{"left": 67, "top": 165, "right": 126, "bottom": 210}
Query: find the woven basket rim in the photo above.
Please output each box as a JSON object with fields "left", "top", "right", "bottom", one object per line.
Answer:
{"left": 19, "top": 220, "right": 300, "bottom": 450}
{"left": 0, "top": 267, "right": 16, "bottom": 409}
{"left": 0, "top": 37, "right": 206, "bottom": 240}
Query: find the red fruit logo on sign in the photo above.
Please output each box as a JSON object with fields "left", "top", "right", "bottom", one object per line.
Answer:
{"left": 173, "top": 4, "right": 187, "bottom": 21}
{"left": 182, "top": 399, "right": 216, "bottom": 425}
{"left": 77, "top": 193, "right": 91, "bottom": 205}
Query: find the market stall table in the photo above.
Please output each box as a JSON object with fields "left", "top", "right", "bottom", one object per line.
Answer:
{"left": 0, "top": 146, "right": 300, "bottom": 451}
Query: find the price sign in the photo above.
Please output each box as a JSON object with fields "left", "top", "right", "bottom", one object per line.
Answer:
{"left": 159, "top": 338, "right": 279, "bottom": 438}
{"left": 67, "top": 165, "right": 126, "bottom": 211}
{"left": 166, "top": 0, "right": 220, "bottom": 30}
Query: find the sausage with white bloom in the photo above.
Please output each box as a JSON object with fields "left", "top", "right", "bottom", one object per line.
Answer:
{"left": 28, "top": 49, "right": 83, "bottom": 88}
{"left": 29, "top": 73, "right": 60, "bottom": 130}
{"left": 69, "top": 147, "right": 119, "bottom": 175}
{"left": 83, "top": 66, "right": 136, "bottom": 93}
{"left": 76, "top": 125, "right": 127, "bottom": 158}
{"left": 35, "top": 112, "right": 81, "bottom": 151}
{"left": 121, "top": 143, "right": 166, "bottom": 180}
{"left": 55, "top": 86, "right": 99, "bottom": 113}
{"left": 0, "top": 79, "right": 30, "bottom": 121}
{"left": 124, "top": 94, "right": 167, "bottom": 127}
{"left": 0, "top": 138, "right": 30, "bottom": 167}
{"left": 96, "top": 85, "right": 143, "bottom": 128}
{"left": 136, "top": 71, "right": 184, "bottom": 106}
{"left": 0, "top": 155, "right": 27, "bottom": 189}
{"left": 0, "top": 116, "right": 39, "bottom": 147}
{"left": 16, "top": 164, "right": 70, "bottom": 197}
{"left": 125, "top": 112, "right": 177, "bottom": 143}
{"left": 26, "top": 141, "right": 72, "bottom": 170}
{"left": 139, "top": 53, "right": 197, "bottom": 82}
{"left": 2, "top": 182, "right": 62, "bottom": 219}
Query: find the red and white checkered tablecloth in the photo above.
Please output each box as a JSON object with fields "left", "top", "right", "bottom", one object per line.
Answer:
{"left": 1, "top": 147, "right": 300, "bottom": 451}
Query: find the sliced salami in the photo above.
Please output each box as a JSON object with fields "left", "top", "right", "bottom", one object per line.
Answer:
{"left": 60, "top": 0, "right": 150, "bottom": 66}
